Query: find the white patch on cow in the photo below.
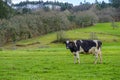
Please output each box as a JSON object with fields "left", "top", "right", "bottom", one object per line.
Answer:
{"left": 93, "top": 40, "right": 98, "bottom": 47}
{"left": 74, "top": 40, "right": 77, "bottom": 47}
{"left": 76, "top": 52, "right": 80, "bottom": 63}
{"left": 98, "top": 48, "right": 102, "bottom": 63}
{"left": 73, "top": 52, "right": 80, "bottom": 64}
{"left": 79, "top": 46, "right": 84, "bottom": 53}
{"left": 80, "top": 40, "right": 83, "bottom": 43}
{"left": 98, "top": 47, "right": 101, "bottom": 54}
{"left": 88, "top": 47, "right": 96, "bottom": 54}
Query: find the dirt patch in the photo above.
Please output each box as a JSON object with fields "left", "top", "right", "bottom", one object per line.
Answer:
{"left": 16, "top": 42, "right": 40, "bottom": 47}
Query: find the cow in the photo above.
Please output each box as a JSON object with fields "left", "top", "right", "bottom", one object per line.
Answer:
{"left": 65, "top": 40, "right": 102, "bottom": 64}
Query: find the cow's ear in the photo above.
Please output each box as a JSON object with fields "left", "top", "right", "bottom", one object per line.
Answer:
{"left": 66, "top": 40, "right": 70, "bottom": 44}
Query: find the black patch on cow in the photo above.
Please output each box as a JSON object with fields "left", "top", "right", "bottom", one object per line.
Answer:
{"left": 79, "top": 40, "right": 96, "bottom": 53}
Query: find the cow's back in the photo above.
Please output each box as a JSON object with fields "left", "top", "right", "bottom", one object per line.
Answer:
{"left": 80, "top": 40, "right": 96, "bottom": 53}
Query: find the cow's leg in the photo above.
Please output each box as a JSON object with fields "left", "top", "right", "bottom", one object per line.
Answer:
{"left": 98, "top": 48, "right": 102, "bottom": 64}
{"left": 94, "top": 53, "right": 98, "bottom": 64}
{"left": 73, "top": 52, "right": 77, "bottom": 64}
{"left": 76, "top": 52, "right": 80, "bottom": 64}
{"left": 73, "top": 52, "right": 80, "bottom": 64}
{"left": 94, "top": 49, "right": 98, "bottom": 64}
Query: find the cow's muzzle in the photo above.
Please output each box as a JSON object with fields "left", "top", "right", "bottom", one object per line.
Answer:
{"left": 66, "top": 47, "right": 69, "bottom": 49}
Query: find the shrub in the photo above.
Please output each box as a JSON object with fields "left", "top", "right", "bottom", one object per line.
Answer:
{"left": 89, "top": 32, "right": 98, "bottom": 40}
{"left": 56, "top": 30, "right": 66, "bottom": 42}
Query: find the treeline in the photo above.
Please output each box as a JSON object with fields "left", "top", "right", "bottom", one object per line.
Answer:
{"left": 0, "top": 9, "right": 98, "bottom": 46}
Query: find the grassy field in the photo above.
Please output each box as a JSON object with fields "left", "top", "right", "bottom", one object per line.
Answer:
{"left": 0, "top": 23, "right": 120, "bottom": 80}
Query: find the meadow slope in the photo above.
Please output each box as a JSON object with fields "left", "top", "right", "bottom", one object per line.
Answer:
{"left": 0, "top": 23, "right": 120, "bottom": 80}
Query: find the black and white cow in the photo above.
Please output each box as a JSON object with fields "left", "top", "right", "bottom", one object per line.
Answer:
{"left": 65, "top": 40, "right": 102, "bottom": 64}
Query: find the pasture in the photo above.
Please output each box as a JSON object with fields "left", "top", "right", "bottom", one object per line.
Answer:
{"left": 0, "top": 23, "right": 120, "bottom": 80}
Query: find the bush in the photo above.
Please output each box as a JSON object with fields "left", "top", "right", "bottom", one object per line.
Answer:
{"left": 89, "top": 32, "right": 98, "bottom": 40}
{"left": 56, "top": 30, "right": 66, "bottom": 42}
{"left": 111, "top": 21, "right": 119, "bottom": 29}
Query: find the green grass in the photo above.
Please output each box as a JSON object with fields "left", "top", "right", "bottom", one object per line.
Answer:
{"left": 0, "top": 47, "right": 120, "bottom": 80}
{"left": 0, "top": 22, "right": 120, "bottom": 80}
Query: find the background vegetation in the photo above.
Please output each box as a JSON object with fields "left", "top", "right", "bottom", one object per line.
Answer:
{"left": 0, "top": 0, "right": 120, "bottom": 46}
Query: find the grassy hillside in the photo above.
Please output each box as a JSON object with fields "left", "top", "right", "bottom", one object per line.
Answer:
{"left": 0, "top": 23, "right": 120, "bottom": 80}
{"left": 3, "top": 22, "right": 120, "bottom": 49}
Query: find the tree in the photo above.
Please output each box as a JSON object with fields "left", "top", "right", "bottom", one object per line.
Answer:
{"left": 100, "top": 1, "right": 108, "bottom": 9}
{"left": 60, "top": 3, "right": 73, "bottom": 11}
{"left": 74, "top": 10, "right": 98, "bottom": 27}
{"left": 95, "top": 1, "right": 109, "bottom": 10}
{"left": 96, "top": 7, "right": 116, "bottom": 22}
{"left": 111, "top": 20, "right": 119, "bottom": 29}
{"left": 109, "top": 0, "right": 120, "bottom": 8}
{"left": 22, "top": 8, "right": 31, "bottom": 14}
{"left": 0, "top": 0, "right": 14, "bottom": 19}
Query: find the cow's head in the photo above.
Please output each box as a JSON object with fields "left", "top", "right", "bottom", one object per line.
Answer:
{"left": 65, "top": 40, "right": 76, "bottom": 49}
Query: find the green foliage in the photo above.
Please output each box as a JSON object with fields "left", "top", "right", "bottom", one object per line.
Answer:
{"left": 109, "top": 0, "right": 120, "bottom": 8}
{"left": 60, "top": 3, "right": 73, "bottom": 11}
{"left": 22, "top": 8, "right": 31, "bottom": 14}
{"left": 96, "top": 1, "right": 109, "bottom": 10}
{"left": 0, "top": 0, "right": 14, "bottom": 19}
